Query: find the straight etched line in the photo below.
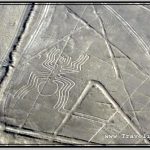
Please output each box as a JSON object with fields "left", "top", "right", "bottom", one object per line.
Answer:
{"left": 65, "top": 6, "right": 149, "bottom": 78}
{"left": 53, "top": 80, "right": 93, "bottom": 137}
{"left": 86, "top": 80, "right": 150, "bottom": 144}
{"left": 139, "top": 5, "right": 150, "bottom": 12}
{"left": 105, "top": 5, "right": 150, "bottom": 57}
{"left": 89, "top": 111, "right": 117, "bottom": 142}
{"left": 108, "top": 93, "right": 150, "bottom": 144}
{"left": 92, "top": 5, "right": 120, "bottom": 79}
{"left": 19, "top": 6, "right": 88, "bottom": 128}
{"left": 1, "top": 123, "right": 94, "bottom": 145}
{"left": 120, "top": 75, "right": 145, "bottom": 135}
{"left": 23, "top": 5, "right": 51, "bottom": 54}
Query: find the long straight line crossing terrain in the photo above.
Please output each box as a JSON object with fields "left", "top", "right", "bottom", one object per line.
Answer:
{"left": 1, "top": 4, "right": 150, "bottom": 145}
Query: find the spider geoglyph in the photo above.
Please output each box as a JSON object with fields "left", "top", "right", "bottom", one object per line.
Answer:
{"left": 13, "top": 47, "right": 89, "bottom": 111}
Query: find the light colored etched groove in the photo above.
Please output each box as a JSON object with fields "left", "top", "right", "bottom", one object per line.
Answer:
{"left": 53, "top": 80, "right": 93, "bottom": 137}
{"left": 92, "top": 54, "right": 145, "bottom": 80}
{"left": 58, "top": 76, "right": 75, "bottom": 110}
{"left": 28, "top": 18, "right": 96, "bottom": 62}
{"left": 1, "top": 123, "right": 94, "bottom": 145}
{"left": 54, "top": 75, "right": 74, "bottom": 109}
{"left": 53, "top": 79, "right": 65, "bottom": 109}
{"left": 65, "top": 55, "right": 72, "bottom": 66}
{"left": 62, "top": 55, "right": 84, "bottom": 71}
{"left": 68, "top": 54, "right": 88, "bottom": 71}
{"left": 42, "top": 47, "right": 60, "bottom": 71}
{"left": 3, "top": 5, "right": 150, "bottom": 145}
{"left": 11, "top": 5, "right": 148, "bottom": 138}
{"left": 12, "top": 50, "right": 89, "bottom": 125}
{"left": 90, "top": 13, "right": 147, "bottom": 134}
{"left": 129, "top": 76, "right": 150, "bottom": 99}
{"left": 12, "top": 72, "right": 49, "bottom": 108}
{"left": 15, "top": 73, "right": 38, "bottom": 99}
{"left": 61, "top": 54, "right": 89, "bottom": 73}
{"left": 53, "top": 75, "right": 75, "bottom": 110}
{"left": 53, "top": 80, "right": 115, "bottom": 140}
{"left": 14, "top": 72, "right": 49, "bottom": 99}
{"left": 18, "top": 6, "right": 88, "bottom": 129}
{"left": 14, "top": 72, "right": 36, "bottom": 99}
{"left": 61, "top": 108, "right": 107, "bottom": 125}
{"left": 92, "top": 54, "right": 149, "bottom": 102}
{"left": 19, "top": 74, "right": 48, "bottom": 99}
{"left": 0, "top": 5, "right": 38, "bottom": 132}
{"left": 28, "top": 25, "right": 91, "bottom": 62}
{"left": 1, "top": 5, "right": 54, "bottom": 95}
{"left": 108, "top": 86, "right": 150, "bottom": 144}
{"left": 0, "top": 4, "right": 41, "bottom": 122}
{"left": 13, "top": 72, "right": 34, "bottom": 98}
{"left": 23, "top": 5, "right": 52, "bottom": 54}
{"left": 37, "top": 80, "right": 59, "bottom": 97}
{"left": 85, "top": 80, "right": 150, "bottom": 144}
{"left": 105, "top": 5, "right": 150, "bottom": 57}
{"left": 65, "top": 6, "right": 149, "bottom": 78}
{"left": 138, "top": 5, "right": 150, "bottom": 13}
{"left": 111, "top": 43, "right": 149, "bottom": 78}
{"left": 59, "top": 55, "right": 72, "bottom": 67}
{"left": 92, "top": 6, "right": 120, "bottom": 79}
{"left": 96, "top": 101, "right": 113, "bottom": 109}
{"left": 120, "top": 74, "right": 143, "bottom": 133}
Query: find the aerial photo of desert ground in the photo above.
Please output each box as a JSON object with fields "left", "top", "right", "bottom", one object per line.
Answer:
{"left": 0, "top": 3, "right": 150, "bottom": 145}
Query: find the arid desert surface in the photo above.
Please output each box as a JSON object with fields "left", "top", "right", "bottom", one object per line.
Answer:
{"left": 0, "top": 4, "right": 150, "bottom": 145}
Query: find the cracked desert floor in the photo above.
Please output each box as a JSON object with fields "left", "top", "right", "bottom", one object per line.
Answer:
{"left": 0, "top": 3, "right": 150, "bottom": 145}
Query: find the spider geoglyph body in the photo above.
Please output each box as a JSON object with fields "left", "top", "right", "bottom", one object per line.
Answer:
{"left": 13, "top": 47, "right": 89, "bottom": 112}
